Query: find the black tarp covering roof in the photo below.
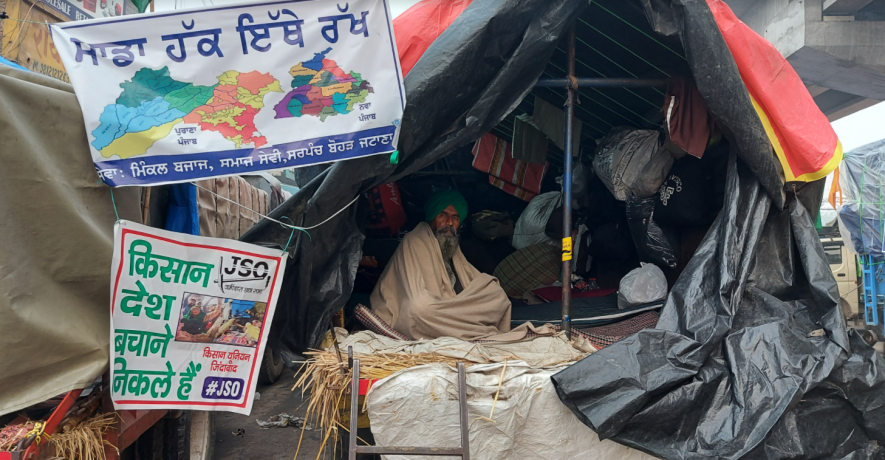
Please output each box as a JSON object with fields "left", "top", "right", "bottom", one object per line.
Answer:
{"left": 242, "top": 0, "right": 885, "bottom": 457}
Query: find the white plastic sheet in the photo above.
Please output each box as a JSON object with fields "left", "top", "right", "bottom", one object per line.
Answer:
{"left": 367, "top": 362, "right": 654, "bottom": 460}
{"left": 335, "top": 329, "right": 592, "bottom": 366}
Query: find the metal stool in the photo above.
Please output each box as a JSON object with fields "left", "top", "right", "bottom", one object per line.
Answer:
{"left": 347, "top": 350, "right": 470, "bottom": 459}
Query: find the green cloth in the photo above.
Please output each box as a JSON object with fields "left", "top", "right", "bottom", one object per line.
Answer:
{"left": 424, "top": 189, "right": 468, "bottom": 222}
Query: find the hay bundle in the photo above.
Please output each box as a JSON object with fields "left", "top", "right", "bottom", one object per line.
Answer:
{"left": 292, "top": 349, "right": 488, "bottom": 458}
{"left": 48, "top": 413, "right": 119, "bottom": 460}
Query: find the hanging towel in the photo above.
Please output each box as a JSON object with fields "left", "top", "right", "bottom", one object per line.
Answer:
{"left": 472, "top": 133, "right": 549, "bottom": 202}
{"left": 512, "top": 114, "right": 549, "bottom": 164}
{"left": 532, "top": 96, "right": 582, "bottom": 155}
{"left": 663, "top": 77, "right": 712, "bottom": 159}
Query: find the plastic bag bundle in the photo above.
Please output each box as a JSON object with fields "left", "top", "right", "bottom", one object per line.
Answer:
{"left": 471, "top": 211, "right": 514, "bottom": 242}
{"left": 593, "top": 127, "right": 670, "bottom": 201}
{"left": 836, "top": 139, "right": 885, "bottom": 255}
{"left": 512, "top": 191, "right": 561, "bottom": 250}
{"left": 617, "top": 263, "right": 667, "bottom": 309}
{"left": 626, "top": 195, "right": 680, "bottom": 268}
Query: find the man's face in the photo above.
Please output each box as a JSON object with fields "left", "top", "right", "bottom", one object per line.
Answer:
{"left": 430, "top": 205, "right": 461, "bottom": 233}
{"left": 431, "top": 205, "right": 461, "bottom": 259}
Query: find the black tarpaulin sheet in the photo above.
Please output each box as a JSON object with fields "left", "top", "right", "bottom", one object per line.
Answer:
{"left": 550, "top": 1, "right": 885, "bottom": 458}
{"left": 239, "top": 0, "right": 885, "bottom": 457}
{"left": 553, "top": 150, "right": 885, "bottom": 459}
{"left": 241, "top": 0, "right": 588, "bottom": 352}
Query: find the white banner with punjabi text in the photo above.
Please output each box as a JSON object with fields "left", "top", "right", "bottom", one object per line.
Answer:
{"left": 51, "top": 0, "right": 404, "bottom": 187}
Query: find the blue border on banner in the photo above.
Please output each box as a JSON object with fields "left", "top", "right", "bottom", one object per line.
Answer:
{"left": 96, "top": 125, "right": 396, "bottom": 187}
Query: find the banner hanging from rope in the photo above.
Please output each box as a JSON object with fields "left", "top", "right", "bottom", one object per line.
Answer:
{"left": 109, "top": 220, "right": 286, "bottom": 414}
{"left": 706, "top": 0, "right": 841, "bottom": 182}
{"left": 51, "top": 0, "right": 405, "bottom": 187}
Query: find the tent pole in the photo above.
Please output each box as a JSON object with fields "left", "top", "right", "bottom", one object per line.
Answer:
{"left": 534, "top": 78, "right": 666, "bottom": 88}
{"left": 561, "top": 24, "right": 576, "bottom": 340}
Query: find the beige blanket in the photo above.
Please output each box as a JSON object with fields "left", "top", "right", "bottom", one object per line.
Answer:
{"left": 371, "top": 222, "right": 527, "bottom": 341}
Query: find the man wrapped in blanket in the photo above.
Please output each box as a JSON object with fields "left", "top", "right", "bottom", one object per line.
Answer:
{"left": 371, "top": 189, "right": 536, "bottom": 341}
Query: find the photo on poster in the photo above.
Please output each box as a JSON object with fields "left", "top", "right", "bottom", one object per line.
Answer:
{"left": 175, "top": 293, "right": 267, "bottom": 348}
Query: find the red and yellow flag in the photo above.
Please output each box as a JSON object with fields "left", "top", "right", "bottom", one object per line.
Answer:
{"left": 706, "top": 0, "right": 842, "bottom": 182}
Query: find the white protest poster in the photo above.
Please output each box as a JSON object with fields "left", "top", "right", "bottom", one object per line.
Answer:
{"left": 110, "top": 220, "right": 286, "bottom": 414}
{"left": 50, "top": 0, "right": 405, "bottom": 187}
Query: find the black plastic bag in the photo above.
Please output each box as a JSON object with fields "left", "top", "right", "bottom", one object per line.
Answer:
{"left": 654, "top": 143, "right": 729, "bottom": 226}
{"left": 626, "top": 195, "right": 680, "bottom": 268}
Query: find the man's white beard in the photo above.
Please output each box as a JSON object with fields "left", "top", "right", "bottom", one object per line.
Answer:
{"left": 434, "top": 226, "right": 459, "bottom": 261}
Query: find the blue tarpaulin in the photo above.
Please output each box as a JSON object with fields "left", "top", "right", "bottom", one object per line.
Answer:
{"left": 0, "top": 57, "right": 29, "bottom": 72}
{"left": 164, "top": 183, "right": 200, "bottom": 235}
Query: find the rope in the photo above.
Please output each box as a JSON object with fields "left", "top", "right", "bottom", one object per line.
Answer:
{"left": 591, "top": 2, "right": 687, "bottom": 61}
{"left": 191, "top": 181, "right": 359, "bottom": 233}
{"left": 2, "top": 17, "right": 47, "bottom": 24}
{"left": 540, "top": 84, "right": 612, "bottom": 131}
{"left": 25, "top": 421, "right": 51, "bottom": 446}
{"left": 554, "top": 45, "right": 664, "bottom": 107}
{"left": 279, "top": 216, "right": 301, "bottom": 254}
{"left": 544, "top": 61, "right": 656, "bottom": 126}
{"left": 98, "top": 180, "right": 120, "bottom": 221}
{"left": 578, "top": 18, "right": 672, "bottom": 78}
{"left": 2, "top": 1, "right": 38, "bottom": 56}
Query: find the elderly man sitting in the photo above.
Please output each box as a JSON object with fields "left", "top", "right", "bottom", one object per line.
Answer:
{"left": 370, "top": 189, "right": 519, "bottom": 341}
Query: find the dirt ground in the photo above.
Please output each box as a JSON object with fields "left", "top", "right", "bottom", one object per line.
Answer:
{"left": 213, "top": 370, "right": 336, "bottom": 460}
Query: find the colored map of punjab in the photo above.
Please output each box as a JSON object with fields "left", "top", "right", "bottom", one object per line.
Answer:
{"left": 274, "top": 47, "right": 373, "bottom": 121}
{"left": 91, "top": 67, "right": 282, "bottom": 158}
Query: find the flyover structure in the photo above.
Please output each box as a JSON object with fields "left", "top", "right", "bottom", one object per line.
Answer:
{"left": 726, "top": 0, "right": 885, "bottom": 119}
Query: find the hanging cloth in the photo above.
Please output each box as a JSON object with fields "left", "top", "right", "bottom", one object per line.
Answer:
{"left": 828, "top": 167, "right": 842, "bottom": 210}
{"left": 512, "top": 114, "right": 549, "bottom": 164}
{"left": 532, "top": 96, "right": 581, "bottom": 155}
{"left": 663, "top": 77, "right": 713, "bottom": 159}
{"left": 472, "top": 133, "right": 549, "bottom": 202}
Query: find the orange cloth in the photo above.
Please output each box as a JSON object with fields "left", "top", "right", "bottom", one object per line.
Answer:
{"left": 828, "top": 167, "right": 842, "bottom": 209}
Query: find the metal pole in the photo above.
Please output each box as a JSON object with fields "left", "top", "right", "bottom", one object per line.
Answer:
{"left": 457, "top": 362, "right": 470, "bottom": 460}
{"left": 534, "top": 78, "right": 667, "bottom": 88}
{"left": 348, "top": 357, "right": 360, "bottom": 460}
{"left": 561, "top": 25, "right": 576, "bottom": 340}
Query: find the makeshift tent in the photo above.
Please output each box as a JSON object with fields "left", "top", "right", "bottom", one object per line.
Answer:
{"left": 0, "top": 64, "right": 142, "bottom": 415}
{"left": 240, "top": 0, "right": 885, "bottom": 458}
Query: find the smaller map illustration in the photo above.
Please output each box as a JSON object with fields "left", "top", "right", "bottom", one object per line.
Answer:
{"left": 273, "top": 47, "right": 374, "bottom": 122}
{"left": 91, "top": 67, "right": 282, "bottom": 158}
